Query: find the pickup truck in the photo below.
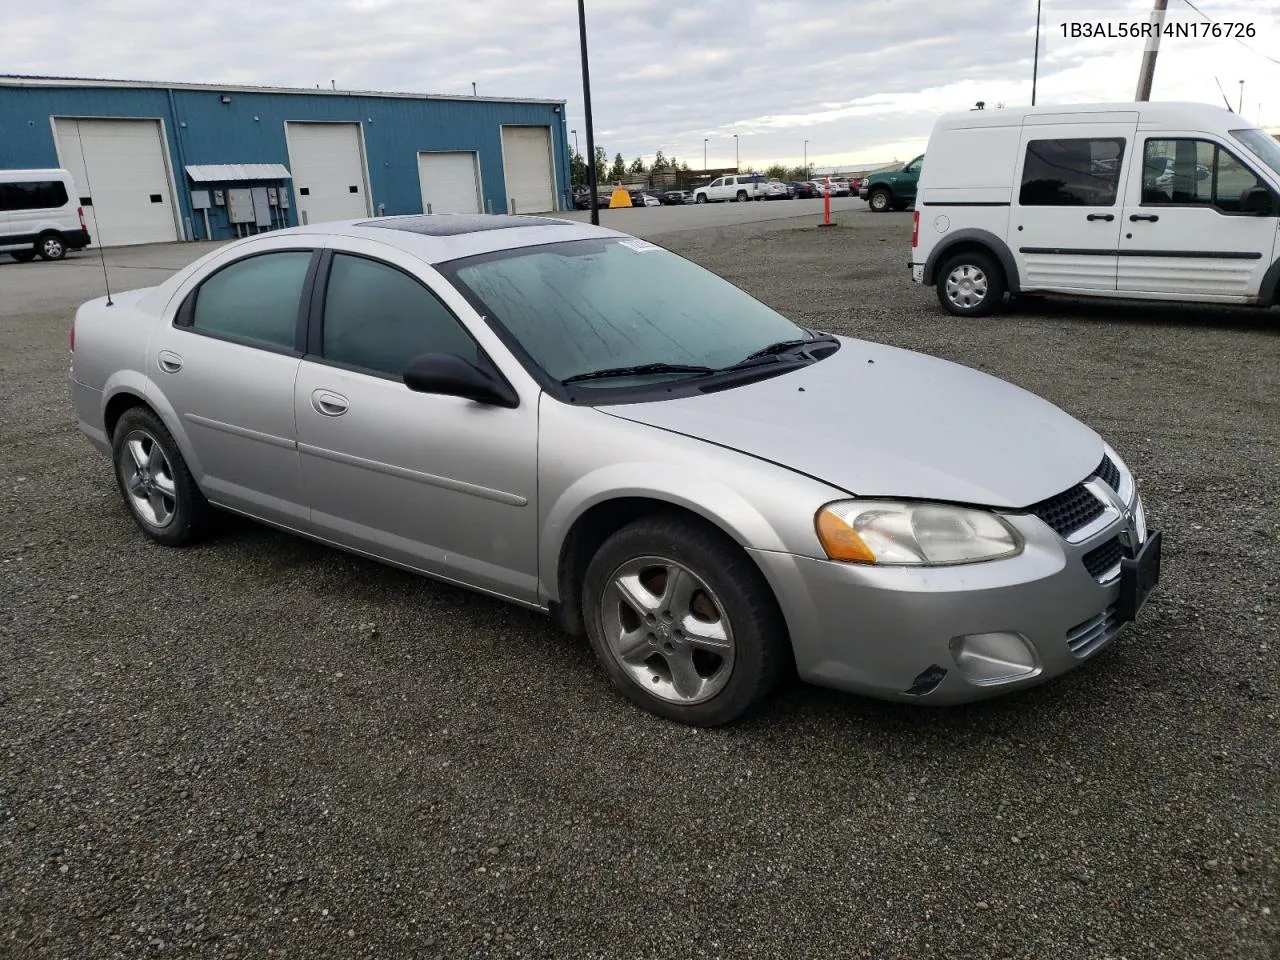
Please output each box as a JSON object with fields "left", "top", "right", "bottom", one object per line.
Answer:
{"left": 860, "top": 155, "right": 924, "bottom": 212}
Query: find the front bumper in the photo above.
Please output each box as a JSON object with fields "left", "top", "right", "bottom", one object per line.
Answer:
{"left": 749, "top": 500, "right": 1159, "bottom": 705}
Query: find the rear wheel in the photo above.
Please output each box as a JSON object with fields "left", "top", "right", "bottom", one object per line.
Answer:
{"left": 582, "top": 514, "right": 788, "bottom": 726}
{"left": 37, "top": 233, "right": 66, "bottom": 261}
{"left": 937, "top": 251, "right": 1005, "bottom": 317}
{"left": 111, "top": 407, "right": 213, "bottom": 546}
{"left": 10, "top": 250, "right": 36, "bottom": 262}
{"left": 736, "top": 190, "right": 748, "bottom": 202}
{"left": 868, "top": 188, "right": 891, "bottom": 212}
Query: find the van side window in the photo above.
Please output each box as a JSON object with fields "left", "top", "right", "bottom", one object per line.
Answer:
{"left": 1019, "top": 138, "right": 1125, "bottom": 207}
{"left": 0, "top": 180, "right": 70, "bottom": 211}
{"left": 1142, "top": 139, "right": 1269, "bottom": 213}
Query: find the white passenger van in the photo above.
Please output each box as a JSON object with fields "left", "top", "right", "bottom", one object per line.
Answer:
{"left": 0, "top": 169, "right": 91, "bottom": 262}
{"left": 909, "top": 102, "right": 1280, "bottom": 316}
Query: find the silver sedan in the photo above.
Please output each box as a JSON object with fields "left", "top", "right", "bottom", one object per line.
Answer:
{"left": 69, "top": 214, "right": 1162, "bottom": 725}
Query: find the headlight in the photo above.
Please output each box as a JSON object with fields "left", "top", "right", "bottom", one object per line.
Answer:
{"left": 815, "top": 500, "right": 1023, "bottom": 565}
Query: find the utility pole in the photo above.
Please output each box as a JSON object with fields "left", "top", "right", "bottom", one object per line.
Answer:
{"left": 577, "top": 0, "right": 600, "bottom": 225}
{"left": 703, "top": 139, "right": 708, "bottom": 173}
{"left": 1134, "top": 0, "right": 1168, "bottom": 101}
{"left": 1031, "top": 0, "right": 1042, "bottom": 106}
{"left": 1238, "top": 80, "right": 1244, "bottom": 113}
{"left": 733, "top": 134, "right": 739, "bottom": 172}
{"left": 804, "top": 140, "right": 808, "bottom": 177}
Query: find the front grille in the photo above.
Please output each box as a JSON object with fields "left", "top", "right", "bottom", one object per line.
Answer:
{"left": 1066, "top": 603, "right": 1122, "bottom": 658}
{"left": 1029, "top": 484, "right": 1105, "bottom": 538}
{"left": 1096, "top": 454, "right": 1120, "bottom": 491}
{"left": 1082, "top": 536, "right": 1124, "bottom": 580}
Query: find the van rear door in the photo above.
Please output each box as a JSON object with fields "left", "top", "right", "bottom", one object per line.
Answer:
{"left": 1010, "top": 113, "right": 1137, "bottom": 293}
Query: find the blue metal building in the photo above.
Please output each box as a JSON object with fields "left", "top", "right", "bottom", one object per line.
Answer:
{"left": 0, "top": 75, "right": 571, "bottom": 246}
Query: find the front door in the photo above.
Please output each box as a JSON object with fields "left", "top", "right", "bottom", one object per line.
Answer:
{"left": 148, "top": 245, "right": 315, "bottom": 527}
{"left": 1116, "top": 134, "right": 1280, "bottom": 300}
{"left": 294, "top": 241, "right": 539, "bottom": 602}
{"left": 1010, "top": 123, "right": 1135, "bottom": 292}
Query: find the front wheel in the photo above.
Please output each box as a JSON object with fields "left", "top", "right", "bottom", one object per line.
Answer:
{"left": 937, "top": 251, "right": 1006, "bottom": 317}
{"left": 37, "top": 233, "right": 66, "bottom": 261}
{"left": 582, "top": 514, "right": 788, "bottom": 726}
{"left": 868, "top": 188, "right": 891, "bottom": 212}
{"left": 695, "top": 194, "right": 708, "bottom": 204}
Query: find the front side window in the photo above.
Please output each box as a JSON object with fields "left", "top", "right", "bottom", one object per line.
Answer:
{"left": 1020, "top": 138, "right": 1125, "bottom": 206}
{"left": 0, "top": 180, "right": 69, "bottom": 212}
{"left": 447, "top": 238, "right": 807, "bottom": 387}
{"left": 1230, "top": 128, "right": 1280, "bottom": 179}
{"left": 903, "top": 156, "right": 923, "bottom": 175}
{"left": 1143, "top": 138, "right": 1269, "bottom": 213}
{"left": 191, "top": 251, "right": 312, "bottom": 350}
{"left": 322, "top": 254, "right": 476, "bottom": 377}
{"left": 709, "top": 178, "right": 724, "bottom": 188}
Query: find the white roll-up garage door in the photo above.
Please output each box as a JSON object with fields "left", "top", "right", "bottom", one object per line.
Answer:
{"left": 500, "top": 126, "right": 556, "bottom": 214}
{"left": 418, "top": 151, "right": 482, "bottom": 215}
{"left": 285, "top": 122, "right": 371, "bottom": 225}
{"left": 54, "top": 118, "right": 179, "bottom": 247}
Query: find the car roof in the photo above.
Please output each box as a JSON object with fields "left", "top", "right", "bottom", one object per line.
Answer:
{"left": 270, "top": 214, "right": 630, "bottom": 264}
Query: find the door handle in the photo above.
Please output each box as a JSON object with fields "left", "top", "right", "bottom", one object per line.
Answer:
{"left": 1086, "top": 214, "right": 1115, "bottom": 222}
{"left": 1130, "top": 214, "right": 1160, "bottom": 222}
{"left": 311, "top": 389, "right": 349, "bottom": 417}
{"left": 157, "top": 350, "right": 183, "bottom": 374}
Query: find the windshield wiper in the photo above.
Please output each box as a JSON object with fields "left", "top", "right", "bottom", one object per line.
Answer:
{"left": 561, "top": 362, "right": 717, "bottom": 384}
{"left": 730, "top": 333, "right": 839, "bottom": 367}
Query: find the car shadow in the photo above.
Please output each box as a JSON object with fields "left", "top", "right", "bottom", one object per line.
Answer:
{"left": 1004, "top": 295, "right": 1278, "bottom": 334}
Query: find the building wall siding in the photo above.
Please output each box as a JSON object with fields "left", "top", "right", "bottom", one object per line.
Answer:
{"left": 0, "top": 80, "right": 570, "bottom": 241}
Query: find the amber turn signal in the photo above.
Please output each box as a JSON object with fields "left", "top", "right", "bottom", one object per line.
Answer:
{"left": 815, "top": 508, "right": 878, "bottom": 563}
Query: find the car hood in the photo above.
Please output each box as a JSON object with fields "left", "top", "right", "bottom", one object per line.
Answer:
{"left": 596, "top": 337, "right": 1102, "bottom": 508}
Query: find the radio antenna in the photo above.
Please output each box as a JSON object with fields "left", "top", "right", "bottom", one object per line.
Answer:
{"left": 1213, "top": 77, "right": 1234, "bottom": 112}
{"left": 73, "top": 120, "right": 113, "bottom": 305}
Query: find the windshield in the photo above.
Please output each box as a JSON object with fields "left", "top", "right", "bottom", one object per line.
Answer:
{"left": 447, "top": 238, "right": 807, "bottom": 386}
{"left": 1229, "top": 128, "right": 1280, "bottom": 179}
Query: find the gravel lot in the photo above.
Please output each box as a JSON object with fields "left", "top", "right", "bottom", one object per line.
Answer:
{"left": 2, "top": 210, "right": 1277, "bottom": 959}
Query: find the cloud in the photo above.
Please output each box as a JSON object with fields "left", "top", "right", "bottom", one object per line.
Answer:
{"left": 7, "top": 0, "right": 1280, "bottom": 169}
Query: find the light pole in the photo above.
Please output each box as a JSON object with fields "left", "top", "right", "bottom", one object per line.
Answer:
{"left": 1239, "top": 80, "right": 1245, "bottom": 113}
{"left": 804, "top": 140, "right": 809, "bottom": 177}
{"left": 571, "top": 129, "right": 579, "bottom": 155}
{"left": 703, "top": 138, "right": 709, "bottom": 173}
{"left": 577, "top": 0, "right": 600, "bottom": 225}
{"left": 733, "top": 134, "right": 739, "bottom": 171}
{"left": 1031, "top": 0, "right": 1041, "bottom": 106}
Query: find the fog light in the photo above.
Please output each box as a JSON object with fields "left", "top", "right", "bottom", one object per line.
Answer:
{"left": 949, "top": 632, "right": 1041, "bottom": 685}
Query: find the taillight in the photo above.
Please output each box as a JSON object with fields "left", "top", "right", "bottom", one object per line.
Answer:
{"left": 78, "top": 207, "right": 86, "bottom": 230}
{"left": 911, "top": 211, "right": 920, "bottom": 247}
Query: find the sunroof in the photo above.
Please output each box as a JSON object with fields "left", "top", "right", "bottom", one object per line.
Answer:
{"left": 356, "top": 214, "right": 573, "bottom": 236}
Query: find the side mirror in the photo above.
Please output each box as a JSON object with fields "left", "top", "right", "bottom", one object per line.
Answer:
{"left": 1241, "top": 186, "right": 1276, "bottom": 217}
{"left": 403, "top": 353, "right": 519, "bottom": 408}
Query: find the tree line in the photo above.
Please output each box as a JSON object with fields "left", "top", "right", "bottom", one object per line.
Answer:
{"left": 571, "top": 147, "right": 816, "bottom": 186}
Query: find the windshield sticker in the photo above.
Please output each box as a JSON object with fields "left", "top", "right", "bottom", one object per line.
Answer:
{"left": 618, "top": 239, "right": 661, "bottom": 253}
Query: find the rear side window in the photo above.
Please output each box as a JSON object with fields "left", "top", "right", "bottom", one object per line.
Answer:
{"left": 322, "top": 254, "right": 477, "bottom": 377}
{"left": 1142, "top": 138, "right": 1270, "bottom": 213}
{"left": 0, "top": 180, "right": 69, "bottom": 211}
{"left": 1020, "top": 138, "right": 1125, "bottom": 206}
{"left": 191, "top": 251, "right": 312, "bottom": 350}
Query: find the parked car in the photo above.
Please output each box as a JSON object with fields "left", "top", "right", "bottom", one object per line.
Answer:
{"left": 71, "top": 213, "right": 1161, "bottom": 726}
{"left": 571, "top": 186, "right": 612, "bottom": 211}
{"left": 660, "top": 190, "right": 694, "bottom": 205}
{"left": 693, "top": 174, "right": 763, "bottom": 203}
{"left": 629, "top": 190, "right": 661, "bottom": 207}
{"left": 789, "top": 181, "right": 820, "bottom": 199}
{"left": 862, "top": 156, "right": 923, "bottom": 211}
{"left": 909, "top": 100, "right": 1280, "bottom": 316}
{"left": 1, "top": 167, "right": 92, "bottom": 262}
{"left": 756, "top": 179, "right": 790, "bottom": 201}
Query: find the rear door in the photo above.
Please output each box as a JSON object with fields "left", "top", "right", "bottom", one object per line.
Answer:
{"left": 1010, "top": 117, "right": 1136, "bottom": 292}
{"left": 1116, "top": 133, "right": 1279, "bottom": 300}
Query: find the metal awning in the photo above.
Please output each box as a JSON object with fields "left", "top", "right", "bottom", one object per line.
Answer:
{"left": 185, "top": 163, "right": 291, "bottom": 182}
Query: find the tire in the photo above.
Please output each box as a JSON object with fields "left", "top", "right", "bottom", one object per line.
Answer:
{"left": 111, "top": 406, "right": 213, "bottom": 546}
{"left": 936, "top": 250, "right": 1006, "bottom": 317}
{"left": 868, "top": 188, "right": 892, "bottom": 212}
{"left": 695, "top": 194, "right": 708, "bottom": 204}
{"left": 736, "top": 190, "right": 748, "bottom": 203}
{"left": 10, "top": 250, "right": 36, "bottom": 262}
{"left": 36, "top": 232, "right": 67, "bottom": 261}
{"left": 582, "top": 513, "right": 788, "bottom": 726}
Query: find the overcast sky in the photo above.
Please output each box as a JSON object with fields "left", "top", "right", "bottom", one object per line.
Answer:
{"left": 9, "top": 0, "right": 1280, "bottom": 170}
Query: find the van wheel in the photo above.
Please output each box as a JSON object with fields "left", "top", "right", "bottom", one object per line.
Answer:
{"left": 11, "top": 250, "right": 36, "bottom": 263}
{"left": 937, "top": 252, "right": 1005, "bottom": 317}
{"left": 37, "top": 233, "right": 67, "bottom": 261}
{"left": 868, "top": 188, "right": 892, "bottom": 212}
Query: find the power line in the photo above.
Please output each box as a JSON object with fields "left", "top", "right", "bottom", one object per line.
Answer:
{"left": 1177, "top": 0, "right": 1280, "bottom": 66}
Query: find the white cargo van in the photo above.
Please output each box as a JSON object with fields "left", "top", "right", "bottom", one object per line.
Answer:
{"left": 908, "top": 102, "right": 1280, "bottom": 316}
{"left": 0, "top": 168, "right": 91, "bottom": 262}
